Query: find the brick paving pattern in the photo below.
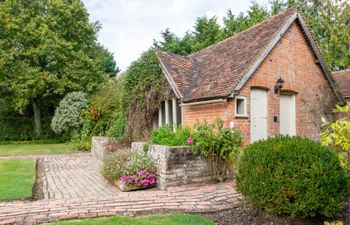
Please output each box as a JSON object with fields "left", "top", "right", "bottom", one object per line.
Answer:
{"left": 0, "top": 182, "right": 242, "bottom": 225}
{"left": 0, "top": 153, "right": 242, "bottom": 224}
{"left": 41, "top": 154, "right": 119, "bottom": 199}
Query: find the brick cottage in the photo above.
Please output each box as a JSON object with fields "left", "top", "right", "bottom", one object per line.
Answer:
{"left": 154, "top": 7, "right": 346, "bottom": 144}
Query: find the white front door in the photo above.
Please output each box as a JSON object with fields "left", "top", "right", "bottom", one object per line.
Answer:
{"left": 279, "top": 94, "right": 296, "bottom": 136}
{"left": 250, "top": 89, "right": 268, "bottom": 142}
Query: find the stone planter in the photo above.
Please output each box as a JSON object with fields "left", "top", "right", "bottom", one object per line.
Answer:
{"left": 114, "top": 180, "right": 156, "bottom": 192}
{"left": 131, "top": 142, "right": 216, "bottom": 190}
{"left": 91, "top": 136, "right": 118, "bottom": 160}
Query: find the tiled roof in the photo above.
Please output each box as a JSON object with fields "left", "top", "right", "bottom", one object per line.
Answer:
{"left": 157, "top": 7, "right": 300, "bottom": 102}
{"left": 333, "top": 69, "right": 350, "bottom": 100}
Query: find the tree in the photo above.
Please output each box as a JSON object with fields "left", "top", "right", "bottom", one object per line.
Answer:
{"left": 98, "top": 44, "right": 120, "bottom": 77}
{"left": 0, "top": 0, "right": 112, "bottom": 135}
{"left": 191, "top": 16, "right": 223, "bottom": 52}
{"left": 223, "top": 2, "right": 269, "bottom": 38}
{"left": 153, "top": 29, "right": 193, "bottom": 56}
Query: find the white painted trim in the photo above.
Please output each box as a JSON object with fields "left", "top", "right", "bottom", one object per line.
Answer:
{"left": 172, "top": 98, "right": 177, "bottom": 131}
{"left": 157, "top": 55, "right": 183, "bottom": 99}
{"left": 233, "top": 12, "right": 298, "bottom": 92}
{"left": 234, "top": 96, "right": 248, "bottom": 117}
{"left": 165, "top": 100, "right": 170, "bottom": 125}
{"left": 158, "top": 103, "right": 163, "bottom": 127}
{"left": 180, "top": 99, "right": 226, "bottom": 107}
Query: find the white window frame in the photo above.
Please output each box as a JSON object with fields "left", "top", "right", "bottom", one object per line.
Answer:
{"left": 235, "top": 96, "right": 248, "bottom": 117}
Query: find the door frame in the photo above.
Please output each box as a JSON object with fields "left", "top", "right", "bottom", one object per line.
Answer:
{"left": 250, "top": 88, "right": 268, "bottom": 142}
{"left": 279, "top": 93, "right": 296, "bottom": 136}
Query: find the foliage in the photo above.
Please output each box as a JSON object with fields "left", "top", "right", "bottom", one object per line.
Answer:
{"left": 68, "top": 78, "right": 126, "bottom": 150}
{"left": 122, "top": 49, "right": 167, "bottom": 141}
{"left": 103, "top": 151, "right": 156, "bottom": 188}
{"left": 150, "top": 125, "right": 192, "bottom": 146}
{"left": 320, "top": 102, "right": 350, "bottom": 171}
{"left": 236, "top": 136, "right": 350, "bottom": 218}
{"left": 191, "top": 119, "right": 243, "bottom": 182}
{"left": 153, "top": 29, "right": 193, "bottom": 55}
{"left": 0, "top": 0, "right": 116, "bottom": 136}
{"left": 106, "top": 115, "right": 126, "bottom": 138}
{"left": 0, "top": 98, "right": 59, "bottom": 141}
{"left": 223, "top": 3, "right": 269, "bottom": 38}
{"left": 97, "top": 44, "right": 120, "bottom": 77}
{"left": 191, "top": 16, "right": 224, "bottom": 52}
{"left": 0, "top": 159, "right": 36, "bottom": 201}
{"left": 150, "top": 120, "right": 242, "bottom": 182}
{"left": 51, "top": 92, "right": 89, "bottom": 134}
{"left": 324, "top": 221, "right": 343, "bottom": 225}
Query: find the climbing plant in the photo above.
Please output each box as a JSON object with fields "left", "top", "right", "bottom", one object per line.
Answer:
{"left": 121, "top": 49, "right": 168, "bottom": 141}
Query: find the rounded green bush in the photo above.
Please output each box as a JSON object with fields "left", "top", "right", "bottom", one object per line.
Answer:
{"left": 236, "top": 136, "right": 350, "bottom": 218}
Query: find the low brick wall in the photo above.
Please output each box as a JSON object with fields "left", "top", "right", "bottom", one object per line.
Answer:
{"left": 91, "top": 136, "right": 117, "bottom": 160}
{"left": 131, "top": 142, "right": 214, "bottom": 190}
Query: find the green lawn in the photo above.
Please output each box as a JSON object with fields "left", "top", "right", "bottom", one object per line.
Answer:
{"left": 46, "top": 214, "right": 214, "bottom": 225}
{"left": 0, "top": 158, "right": 36, "bottom": 201}
{"left": 0, "top": 143, "right": 73, "bottom": 155}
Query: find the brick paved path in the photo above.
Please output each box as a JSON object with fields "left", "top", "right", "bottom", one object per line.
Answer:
{"left": 41, "top": 154, "right": 119, "bottom": 199}
{"left": 0, "top": 182, "right": 242, "bottom": 225}
{"left": 0, "top": 153, "right": 242, "bottom": 224}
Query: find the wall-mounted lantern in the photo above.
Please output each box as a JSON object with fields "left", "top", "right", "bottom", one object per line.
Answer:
{"left": 274, "top": 76, "right": 285, "bottom": 94}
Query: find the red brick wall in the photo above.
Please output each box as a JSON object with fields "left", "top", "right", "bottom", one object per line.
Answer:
{"left": 181, "top": 22, "right": 337, "bottom": 144}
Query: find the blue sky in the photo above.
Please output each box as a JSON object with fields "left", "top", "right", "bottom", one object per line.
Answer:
{"left": 83, "top": 0, "right": 270, "bottom": 71}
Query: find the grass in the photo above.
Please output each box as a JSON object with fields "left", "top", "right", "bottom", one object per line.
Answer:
{"left": 0, "top": 143, "right": 74, "bottom": 155}
{"left": 0, "top": 158, "right": 36, "bottom": 201}
{"left": 46, "top": 214, "right": 215, "bottom": 225}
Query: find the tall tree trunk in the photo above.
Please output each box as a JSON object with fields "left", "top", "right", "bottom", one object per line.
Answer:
{"left": 33, "top": 101, "right": 42, "bottom": 136}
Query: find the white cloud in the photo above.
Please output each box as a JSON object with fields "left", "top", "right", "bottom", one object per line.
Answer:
{"left": 83, "top": 0, "right": 270, "bottom": 71}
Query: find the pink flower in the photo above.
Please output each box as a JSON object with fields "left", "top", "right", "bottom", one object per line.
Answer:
{"left": 136, "top": 180, "right": 141, "bottom": 186}
{"left": 141, "top": 164, "right": 145, "bottom": 169}
{"left": 128, "top": 179, "right": 133, "bottom": 184}
{"left": 120, "top": 176, "right": 127, "bottom": 183}
{"left": 148, "top": 174, "right": 156, "bottom": 179}
{"left": 142, "top": 180, "right": 149, "bottom": 186}
{"left": 187, "top": 137, "right": 193, "bottom": 145}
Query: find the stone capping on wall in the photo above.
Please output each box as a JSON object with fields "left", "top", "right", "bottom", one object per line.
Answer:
{"left": 91, "top": 136, "right": 119, "bottom": 161}
{"left": 131, "top": 142, "right": 215, "bottom": 190}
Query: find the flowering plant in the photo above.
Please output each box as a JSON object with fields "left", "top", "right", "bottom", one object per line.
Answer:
{"left": 103, "top": 151, "right": 157, "bottom": 188}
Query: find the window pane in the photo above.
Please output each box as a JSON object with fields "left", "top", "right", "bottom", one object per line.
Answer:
{"left": 236, "top": 99, "right": 245, "bottom": 115}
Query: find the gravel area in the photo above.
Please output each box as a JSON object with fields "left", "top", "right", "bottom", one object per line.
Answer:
{"left": 201, "top": 201, "right": 350, "bottom": 225}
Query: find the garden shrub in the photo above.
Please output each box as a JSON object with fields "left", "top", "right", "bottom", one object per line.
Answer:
{"left": 106, "top": 114, "right": 126, "bottom": 138}
{"left": 321, "top": 102, "right": 350, "bottom": 171}
{"left": 190, "top": 119, "right": 242, "bottom": 181}
{"left": 150, "top": 125, "right": 191, "bottom": 146}
{"left": 103, "top": 151, "right": 157, "bottom": 188}
{"left": 236, "top": 136, "right": 350, "bottom": 218}
{"left": 51, "top": 92, "right": 89, "bottom": 134}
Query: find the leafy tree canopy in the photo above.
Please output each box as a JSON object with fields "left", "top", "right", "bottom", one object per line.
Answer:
{"left": 0, "top": 0, "right": 117, "bottom": 135}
